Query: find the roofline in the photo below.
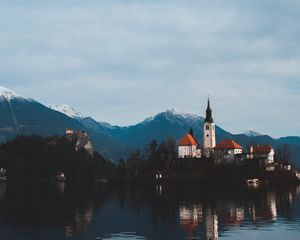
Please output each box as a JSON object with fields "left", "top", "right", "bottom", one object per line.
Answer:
{"left": 177, "top": 144, "right": 200, "bottom": 147}
{"left": 214, "top": 147, "right": 243, "bottom": 150}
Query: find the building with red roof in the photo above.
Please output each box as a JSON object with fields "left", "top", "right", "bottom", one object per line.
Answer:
{"left": 178, "top": 134, "right": 199, "bottom": 147}
{"left": 249, "top": 145, "right": 275, "bottom": 164}
{"left": 178, "top": 129, "right": 201, "bottom": 159}
{"left": 214, "top": 139, "right": 244, "bottom": 164}
{"left": 214, "top": 140, "right": 243, "bottom": 150}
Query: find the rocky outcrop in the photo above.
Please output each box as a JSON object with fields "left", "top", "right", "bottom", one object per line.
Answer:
{"left": 65, "top": 129, "right": 94, "bottom": 157}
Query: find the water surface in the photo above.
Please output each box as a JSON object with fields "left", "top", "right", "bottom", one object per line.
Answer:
{"left": 0, "top": 182, "right": 299, "bottom": 240}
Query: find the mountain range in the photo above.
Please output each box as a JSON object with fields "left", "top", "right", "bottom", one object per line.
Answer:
{"left": 0, "top": 86, "right": 299, "bottom": 165}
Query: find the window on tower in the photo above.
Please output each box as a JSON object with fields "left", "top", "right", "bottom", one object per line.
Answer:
{"left": 206, "top": 134, "right": 209, "bottom": 137}
{"left": 206, "top": 125, "right": 209, "bottom": 130}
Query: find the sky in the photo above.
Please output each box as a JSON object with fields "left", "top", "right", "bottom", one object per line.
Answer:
{"left": 0, "top": 0, "right": 299, "bottom": 137}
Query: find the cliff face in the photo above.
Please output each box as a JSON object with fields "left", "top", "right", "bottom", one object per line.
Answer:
{"left": 65, "top": 130, "right": 94, "bottom": 157}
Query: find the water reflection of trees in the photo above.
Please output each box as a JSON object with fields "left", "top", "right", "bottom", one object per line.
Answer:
{"left": 0, "top": 183, "right": 6, "bottom": 200}
{"left": 0, "top": 183, "right": 115, "bottom": 239}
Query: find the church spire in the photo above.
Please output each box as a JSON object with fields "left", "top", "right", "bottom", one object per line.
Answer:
{"left": 205, "top": 97, "right": 213, "bottom": 123}
{"left": 189, "top": 128, "right": 194, "bottom": 137}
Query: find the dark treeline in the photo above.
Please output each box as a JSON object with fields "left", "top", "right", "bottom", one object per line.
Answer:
{"left": 0, "top": 135, "right": 115, "bottom": 183}
{"left": 117, "top": 137, "right": 176, "bottom": 180}
{"left": 0, "top": 135, "right": 297, "bottom": 185}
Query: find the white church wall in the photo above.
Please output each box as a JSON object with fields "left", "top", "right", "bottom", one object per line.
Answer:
{"left": 178, "top": 145, "right": 201, "bottom": 158}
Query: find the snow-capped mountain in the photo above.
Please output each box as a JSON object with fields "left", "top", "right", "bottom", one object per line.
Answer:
{"left": 0, "top": 86, "right": 85, "bottom": 136}
{"left": 143, "top": 109, "right": 203, "bottom": 127}
{"left": 49, "top": 104, "right": 84, "bottom": 119}
{"left": 244, "top": 129, "right": 262, "bottom": 137}
{"left": 0, "top": 86, "right": 33, "bottom": 102}
{"left": 0, "top": 85, "right": 299, "bottom": 165}
{"left": 0, "top": 86, "right": 128, "bottom": 161}
{"left": 79, "top": 108, "right": 231, "bottom": 148}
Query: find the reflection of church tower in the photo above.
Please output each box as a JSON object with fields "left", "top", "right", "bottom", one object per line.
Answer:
{"left": 203, "top": 98, "right": 216, "bottom": 157}
{"left": 205, "top": 206, "right": 218, "bottom": 240}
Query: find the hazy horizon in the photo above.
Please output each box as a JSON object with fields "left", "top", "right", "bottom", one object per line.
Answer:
{"left": 1, "top": 0, "right": 299, "bottom": 137}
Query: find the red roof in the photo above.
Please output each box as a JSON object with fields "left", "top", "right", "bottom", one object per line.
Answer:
{"left": 214, "top": 140, "right": 243, "bottom": 150}
{"left": 252, "top": 145, "right": 272, "bottom": 154}
{"left": 178, "top": 134, "right": 199, "bottom": 146}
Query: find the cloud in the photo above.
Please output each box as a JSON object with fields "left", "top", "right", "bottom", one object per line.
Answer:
{"left": 0, "top": 0, "right": 299, "bottom": 136}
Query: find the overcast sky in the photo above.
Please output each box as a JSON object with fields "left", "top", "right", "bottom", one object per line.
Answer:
{"left": 0, "top": 0, "right": 299, "bottom": 137}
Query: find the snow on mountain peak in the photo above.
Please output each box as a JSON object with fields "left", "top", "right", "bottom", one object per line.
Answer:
{"left": 49, "top": 104, "right": 84, "bottom": 119}
{"left": 244, "top": 129, "right": 262, "bottom": 137}
{"left": 165, "top": 108, "right": 200, "bottom": 120}
{"left": 142, "top": 108, "right": 204, "bottom": 128}
{"left": 0, "top": 86, "right": 28, "bottom": 101}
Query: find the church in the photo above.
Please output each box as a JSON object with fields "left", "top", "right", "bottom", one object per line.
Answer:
{"left": 178, "top": 99, "right": 244, "bottom": 160}
{"left": 177, "top": 99, "right": 276, "bottom": 168}
{"left": 178, "top": 99, "right": 216, "bottom": 159}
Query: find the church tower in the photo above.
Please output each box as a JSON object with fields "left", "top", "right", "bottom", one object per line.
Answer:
{"left": 203, "top": 98, "right": 216, "bottom": 157}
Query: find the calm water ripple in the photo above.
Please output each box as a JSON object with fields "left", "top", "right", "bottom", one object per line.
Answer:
{"left": 0, "top": 183, "right": 300, "bottom": 240}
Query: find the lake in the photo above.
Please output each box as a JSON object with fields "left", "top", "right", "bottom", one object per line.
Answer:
{"left": 0, "top": 182, "right": 299, "bottom": 240}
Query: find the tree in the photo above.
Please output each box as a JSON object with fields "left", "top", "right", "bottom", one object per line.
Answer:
{"left": 117, "top": 158, "right": 126, "bottom": 179}
{"left": 282, "top": 144, "right": 292, "bottom": 164}
{"left": 126, "top": 150, "right": 144, "bottom": 178}
{"left": 148, "top": 140, "right": 158, "bottom": 164}
{"left": 276, "top": 144, "right": 292, "bottom": 165}
{"left": 165, "top": 137, "right": 176, "bottom": 171}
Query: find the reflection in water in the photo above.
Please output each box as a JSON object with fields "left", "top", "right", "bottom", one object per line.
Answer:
{"left": 179, "top": 204, "right": 219, "bottom": 239}
{"left": 0, "top": 182, "right": 6, "bottom": 200}
{"left": 179, "top": 204, "right": 203, "bottom": 236}
{"left": 205, "top": 206, "right": 218, "bottom": 240}
{"left": 250, "top": 190, "right": 278, "bottom": 223}
{"left": 297, "top": 185, "right": 300, "bottom": 196}
{"left": 64, "top": 203, "right": 94, "bottom": 238}
{"left": 267, "top": 192, "right": 277, "bottom": 221}
{"left": 102, "top": 232, "right": 146, "bottom": 240}
{"left": 0, "top": 184, "right": 299, "bottom": 240}
{"left": 176, "top": 186, "right": 299, "bottom": 240}
{"left": 57, "top": 182, "right": 66, "bottom": 195}
{"left": 155, "top": 185, "right": 163, "bottom": 197}
{"left": 215, "top": 201, "right": 245, "bottom": 226}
